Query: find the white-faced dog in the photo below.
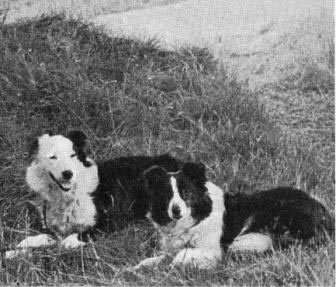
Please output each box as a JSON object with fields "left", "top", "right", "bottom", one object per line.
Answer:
{"left": 134, "top": 163, "right": 334, "bottom": 270}
{"left": 6, "top": 131, "right": 181, "bottom": 258}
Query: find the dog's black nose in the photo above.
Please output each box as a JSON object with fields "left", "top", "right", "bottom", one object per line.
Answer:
{"left": 62, "top": 170, "right": 73, "bottom": 180}
{"left": 172, "top": 204, "right": 181, "bottom": 219}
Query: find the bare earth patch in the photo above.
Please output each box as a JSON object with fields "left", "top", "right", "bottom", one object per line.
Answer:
{"left": 0, "top": 0, "right": 182, "bottom": 22}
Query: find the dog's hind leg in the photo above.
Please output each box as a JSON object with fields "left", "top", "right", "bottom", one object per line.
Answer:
{"left": 228, "top": 233, "right": 273, "bottom": 253}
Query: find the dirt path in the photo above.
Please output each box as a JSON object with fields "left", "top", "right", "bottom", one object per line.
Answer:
{"left": 3, "top": 0, "right": 333, "bottom": 90}
{"left": 0, "top": 0, "right": 181, "bottom": 23}
{"left": 94, "top": 0, "right": 333, "bottom": 89}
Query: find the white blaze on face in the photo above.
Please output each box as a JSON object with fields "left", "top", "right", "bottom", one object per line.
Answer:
{"left": 28, "top": 134, "right": 82, "bottom": 191}
{"left": 168, "top": 176, "right": 190, "bottom": 220}
{"left": 41, "top": 135, "right": 77, "bottom": 176}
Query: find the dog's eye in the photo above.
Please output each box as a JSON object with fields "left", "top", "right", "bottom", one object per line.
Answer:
{"left": 70, "top": 153, "right": 77, "bottom": 158}
{"left": 179, "top": 189, "right": 189, "bottom": 199}
{"left": 49, "top": 155, "right": 57, "bottom": 160}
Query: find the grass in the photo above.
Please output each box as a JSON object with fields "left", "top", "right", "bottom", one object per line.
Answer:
{"left": 0, "top": 14, "right": 334, "bottom": 286}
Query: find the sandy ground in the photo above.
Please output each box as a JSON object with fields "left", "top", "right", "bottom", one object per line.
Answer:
{"left": 0, "top": 0, "right": 181, "bottom": 22}
{"left": 2, "top": 0, "right": 333, "bottom": 89}
{"left": 93, "top": 0, "right": 334, "bottom": 90}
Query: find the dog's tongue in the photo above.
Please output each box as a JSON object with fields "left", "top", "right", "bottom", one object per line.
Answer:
{"left": 61, "top": 183, "right": 71, "bottom": 191}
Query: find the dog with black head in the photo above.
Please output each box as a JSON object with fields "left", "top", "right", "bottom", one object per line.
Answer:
{"left": 134, "top": 163, "right": 334, "bottom": 270}
{"left": 136, "top": 162, "right": 225, "bottom": 269}
{"left": 6, "top": 130, "right": 182, "bottom": 258}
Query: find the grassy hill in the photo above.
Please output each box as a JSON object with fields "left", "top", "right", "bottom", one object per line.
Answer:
{"left": 0, "top": 15, "right": 334, "bottom": 286}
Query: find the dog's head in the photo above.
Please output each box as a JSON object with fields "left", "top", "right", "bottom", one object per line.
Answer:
{"left": 144, "top": 162, "right": 212, "bottom": 230}
{"left": 26, "top": 130, "right": 92, "bottom": 193}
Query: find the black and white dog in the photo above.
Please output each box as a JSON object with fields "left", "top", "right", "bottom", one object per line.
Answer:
{"left": 6, "top": 131, "right": 181, "bottom": 258}
{"left": 134, "top": 163, "right": 334, "bottom": 269}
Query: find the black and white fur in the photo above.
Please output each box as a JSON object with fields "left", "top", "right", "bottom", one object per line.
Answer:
{"left": 134, "top": 163, "right": 334, "bottom": 269}
{"left": 6, "top": 131, "right": 181, "bottom": 258}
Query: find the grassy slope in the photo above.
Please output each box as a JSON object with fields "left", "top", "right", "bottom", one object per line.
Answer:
{"left": 0, "top": 15, "right": 334, "bottom": 286}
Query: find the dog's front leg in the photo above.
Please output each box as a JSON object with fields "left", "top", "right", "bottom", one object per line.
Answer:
{"left": 61, "top": 233, "right": 86, "bottom": 249}
{"left": 5, "top": 234, "right": 57, "bottom": 259}
{"left": 132, "top": 255, "right": 167, "bottom": 270}
{"left": 16, "top": 233, "right": 57, "bottom": 248}
{"left": 171, "top": 248, "right": 221, "bottom": 269}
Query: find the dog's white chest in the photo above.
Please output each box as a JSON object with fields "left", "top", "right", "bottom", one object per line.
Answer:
{"left": 159, "top": 232, "right": 191, "bottom": 254}
{"left": 158, "top": 220, "right": 201, "bottom": 254}
{"left": 159, "top": 222, "right": 211, "bottom": 254}
{"left": 38, "top": 190, "right": 97, "bottom": 237}
{"left": 158, "top": 182, "right": 225, "bottom": 255}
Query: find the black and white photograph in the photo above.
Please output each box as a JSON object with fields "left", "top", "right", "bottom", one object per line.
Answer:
{"left": 0, "top": 0, "right": 334, "bottom": 286}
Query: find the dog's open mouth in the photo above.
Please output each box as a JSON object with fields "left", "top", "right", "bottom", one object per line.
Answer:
{"left": 48, "top": 172, "right": 71, "bottom": 192}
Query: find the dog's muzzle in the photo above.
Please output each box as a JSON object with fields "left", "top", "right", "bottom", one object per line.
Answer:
{"left": 172, "top": 204, "right": 182, "bottom": 220}
{"left": 48, "top": 172, "right": 71, "bottom": 192}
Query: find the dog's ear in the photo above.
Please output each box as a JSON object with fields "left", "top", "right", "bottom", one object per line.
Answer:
{"left": 27, "top": 137, "right": 39, "bottom": 160}
{"left": 143, "top": 165, "right": 169, "bottom": 194}
{"left": 182, "top": 162, "right": 206, "bottom": 185}
{"left": 182, "top": 162, "right": 211, "bottom": 222}
{"left": 66, "top": 130, "right": 92, "bottom": 167}
{"left": 67, "top": 130, "right": 87, "bottom": 150}
{"left": 26, "top": 131, "right": 53, "bottom": 160}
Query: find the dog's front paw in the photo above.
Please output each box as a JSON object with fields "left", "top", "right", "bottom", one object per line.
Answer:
{"left": 132, "top": 255, "right": 166, "bottom": 271}
{"left": 61, "top": 234, "right": 86, "bottom": 249}
{"left": 5, "top": 249, "right": 30, "bottom": 259}
{"left": 17, "top": 234, "right": 56, "bottom": 249}
{"left": 172, "top": 248, "right": 220, "bottom": 269}
{"left": 5, "top": 234, "right": 56, "bottom": 260}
